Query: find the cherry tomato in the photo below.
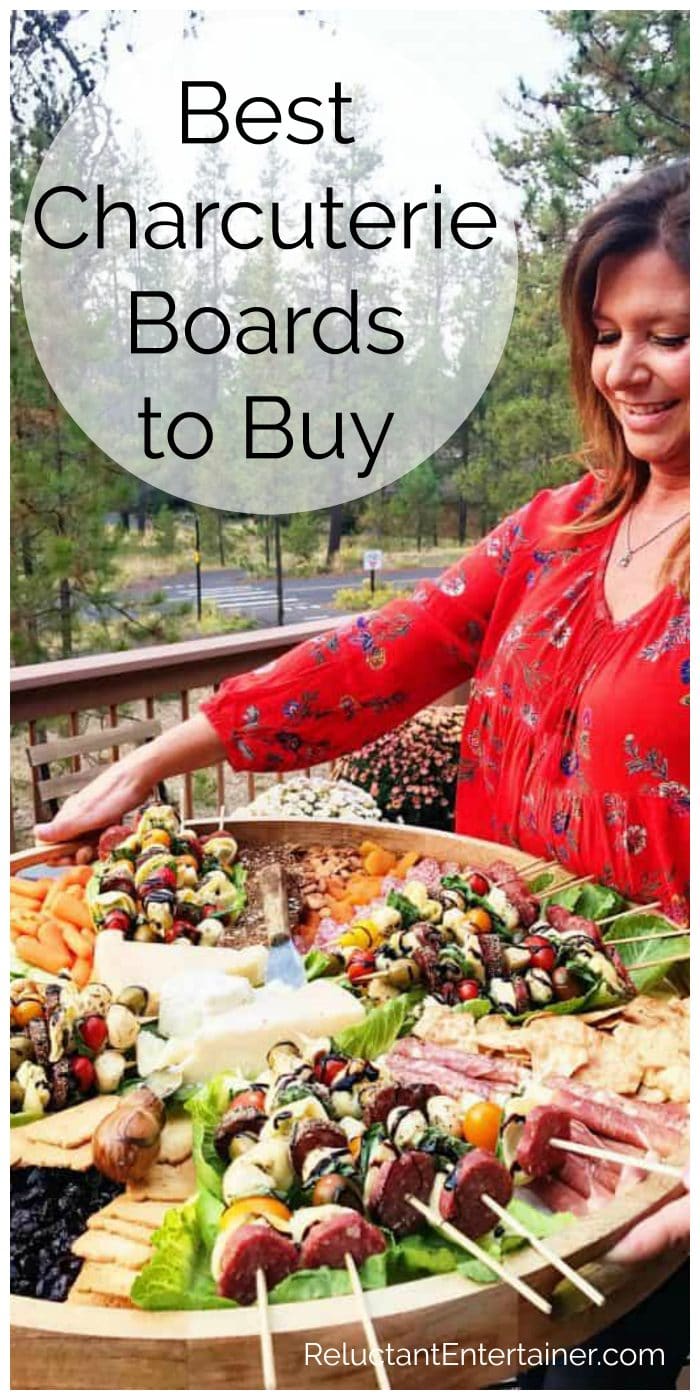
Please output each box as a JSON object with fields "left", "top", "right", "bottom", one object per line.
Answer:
{"left": 469, "top": 873, "right": 490, "bottom": 897}
{"left": 462, "top": 1101, "right": 502, "bottom": 1153}
{"left": 465, "top": 907, "right": 492, "bottom": 934}
{"left": 524, "top": 933, "right": 551, "bottom": 950}
{"left": 169, "top": 919, "right": 196, "bottom": 942}
{"left": 79, "top": 1015, "right": 108, "bottom": 1053}
{"left": 230, "top": 1088, "right": 267, "bottom": 1114}
{"left": 346, "top": 950, "right": 376, "bottom": 983}
{"left": 457, "top": 979, "right": 481, "bottom": 1002}
{"left": 71, "top": 1055, "right": 96, "bottom": 1094}
{"left": 313, "top": 1052, "right": 348, "bottom": 1087}
{"left": 530, "top": 946, "right": 556, "bottom": 972}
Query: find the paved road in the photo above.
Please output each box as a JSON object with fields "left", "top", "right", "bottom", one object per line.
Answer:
{"left": 130, "top": 565, "right": 445, "bottom": 627}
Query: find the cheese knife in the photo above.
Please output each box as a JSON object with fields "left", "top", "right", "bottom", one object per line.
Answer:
{"left": 260, "top": 862, "right": 306, "bottom": 988}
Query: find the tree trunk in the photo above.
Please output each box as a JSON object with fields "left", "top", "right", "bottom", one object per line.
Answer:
{"left": 264, "top": 519, "right": 271, "bottom": 570}
{"left": 326, "top": 504, "right": 343, "bottom": 566}
{"left": 458, "top": 496, "right": 467, "bottom": 545}
{"left": 59, "top": 576, "right": 72, "bottom": 656}
{"left": 274, "top": 518, "right": 284, "bottom": 626}
{"left": 120, "top": 510, "right": 130, "bottom": 530}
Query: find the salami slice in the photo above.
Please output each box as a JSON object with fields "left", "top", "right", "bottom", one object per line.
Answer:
{"left": 439, "top": 1149, "right": 512, "bottom": 1238}
{"left": 97, "top": 824, "right": 133, "bottom": 859}
{"left": 516, "top": 1105, "right": 571, "bottom": 1178}
{"left": 217, "top": 1222, "right": 298, "bottom": 1305}
{"left": 362, "top": 1081, "right": 440, "bottom": 1126}
{"left": 299, "top": 1209, "right": 386, "bottom": 1270}
{"left": 368, "top": 1149, "right": 435, "bottom": 1235}
{"left": 290, "top": 1119, "right": 348, "bottom": 1178}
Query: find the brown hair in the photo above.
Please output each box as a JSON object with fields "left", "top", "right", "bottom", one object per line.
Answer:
{"left": 560, "top": 160, "right": 689, "bottom": 594}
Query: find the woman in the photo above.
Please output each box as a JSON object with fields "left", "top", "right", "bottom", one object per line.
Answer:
{"left": 38, "top": 161, "right": 690, "bottom": 923}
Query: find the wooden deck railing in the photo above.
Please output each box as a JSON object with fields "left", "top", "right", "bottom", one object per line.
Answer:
{"left": 10, "top": 617, "right": 468, "bottom": 850}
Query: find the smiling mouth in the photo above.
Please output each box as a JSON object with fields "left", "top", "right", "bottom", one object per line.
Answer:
{"left": 617, "top": 400, "right": 680, "bottom": 417}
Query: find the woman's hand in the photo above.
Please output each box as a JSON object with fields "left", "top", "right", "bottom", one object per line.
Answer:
{"left": 34, "top": 747, "right": 158, "bottom": 843}
{"left": 608, "top": 1165, "right": 689, "bottom": 1263}
{"left": 34, "top": 713, "right": 226, "bottom": 844}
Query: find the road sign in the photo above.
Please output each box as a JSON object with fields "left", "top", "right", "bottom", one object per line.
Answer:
{"left": 363, "top": 549, "right": 384, "bottom": 572}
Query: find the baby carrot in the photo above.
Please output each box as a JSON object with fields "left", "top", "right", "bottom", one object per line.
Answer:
{"left": 61, "top": 925, "right": 92, "bottom": 960}
{"left": 15, "top": 936, "right": 68, "bottom": 975}
{"left": 10, "top": 876, "right": 48, "bottom": 899}
{"left": 37, "top": 919, "right": 73, "bottom": 963}
{"left": 50, "top": 891, "right": 92, "bottom": 929}
{"left": 71, "top": 956, "right": 92, "bottom": 988}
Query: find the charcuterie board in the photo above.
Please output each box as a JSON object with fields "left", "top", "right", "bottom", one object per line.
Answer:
{"left": 10, "top": 820, "right": 688, "bottom": 1390}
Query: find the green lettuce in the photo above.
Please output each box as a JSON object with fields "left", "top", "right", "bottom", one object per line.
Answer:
{"left": 603, "top": 913, "right": 690, "bottom": 993}
{"left": 304, "top": 949, "right": 340, "bottom": 981}
{"left": 539, "top": 881, "right": 624, "bottom": 922}
{"left": 333, "top": 989, "right": 424, "bottom": 1059}
{"left": 130, "top": 1201, "right": 233, "bottom": 1311}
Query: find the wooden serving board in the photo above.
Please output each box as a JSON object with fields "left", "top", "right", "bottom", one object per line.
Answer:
{"left": 10, "top": 820, "right": 688, "bottom": 1390}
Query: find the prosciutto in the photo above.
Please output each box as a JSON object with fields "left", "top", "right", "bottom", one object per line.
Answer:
{"left": 547, "top": 1078, "right": 687, "bottom": 1157}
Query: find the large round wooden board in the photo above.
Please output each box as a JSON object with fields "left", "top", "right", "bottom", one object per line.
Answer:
{"left": 11, "top": 819, "right": 688, "bottom": 1389}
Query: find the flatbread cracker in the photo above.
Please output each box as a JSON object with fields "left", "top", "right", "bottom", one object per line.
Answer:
{"left": 158, "top": 1115, "right": 193, "bottom": 1165}
{"left": 126, "top": 1158, "right": 196, "bottom": 1202}
{"left": 67, "top": 1287, "right": 133, "bottom": 1310}
{"left": 14, "top": 1140, "right": 94, "bottom": 1171}
{"left": 475, "top": 1015, "right": 531, "bottom": 1056}
{"left": 524, "top": 1016, "right": 593, "bottom": 1080}
{"left": 72, "top": 1229, "right": 153, "bottom": 1269}
{"left": 75, "top": 1260, "right": 140, "bottom": 1301}
{"left": 88, "top": 1216, "right": 156, "bottom": 1245}
{"left": 89, "top": 1197, "right": 172, "bottom": 1228}
{"left": 24, "top": 1096, "right": 120, "bottom": 1149}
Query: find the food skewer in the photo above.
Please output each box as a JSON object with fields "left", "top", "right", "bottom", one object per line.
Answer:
{"left": 541, "top": 872, "right": 595, "bottom": 897}
{"left": 480, "top": 1193, "right": 605, "bottom": 1307}
{"left": 597, "top": 901, "right": 663, "bottom": 926}
{"left": 256, "top": 1268, "right": 277, "bottom": 1391}
{"left": 549, "top": 1137, "right": 685, "bottom": 1181}
{"left": 344, "top": 1252, "right": 391, "bottom": 1391}
{"left": 518, "top": 858, "right": 560, "bottom": 877}
{"left": 219, "top": 803, "right": 226, "bottom": 827}
{"left": 628, "top": 951, "right": 690, "bottom": 972}
{"left": 606, "top": 927, "right": 689, "bottom": 946}
{"left": 407, "top": 1196, "right": 552, "bottom": 1315}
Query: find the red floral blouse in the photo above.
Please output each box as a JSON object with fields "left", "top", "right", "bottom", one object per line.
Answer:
{"left": 201, "top": 477, "right": 690, "bottom": 922}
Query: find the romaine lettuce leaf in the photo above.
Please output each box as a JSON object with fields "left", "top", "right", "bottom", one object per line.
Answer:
{"left": 130, "top": 1202, "right": 234, "bottom": 1311}
{"left": 333, "top": 989, "right": 423, "bottom": 1058}
{"left": 603, "top": 913, "right": 690, "bottom": 993}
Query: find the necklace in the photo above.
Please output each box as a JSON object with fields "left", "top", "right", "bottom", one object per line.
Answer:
{"left": 617, "top": 504, "right": 690, "bottom": 568}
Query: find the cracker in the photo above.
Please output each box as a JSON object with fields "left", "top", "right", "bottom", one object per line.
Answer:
{"left": 126, "top": 1158, "right": 196, "bottom": 1202}
{"left": 24, "top": 1096, "right": 120, "bottom": 1149}
{"left": 67, "top": 1288, "right": 133, "bottom": 1310}
{"left": 89, "top": 1197, "right": 172, "bottom": 1228}
{"left": 14, "top": 1140, "right": 94, "bottom": 1171}
{"left": 75, "top": 1260, "right": 140, "bottom": 1300}
{"left": 72, "top": 1229, "right": 153, "bottom": 1269}
{"left": 88, "top": 1216, "right": 156, "bottom": 1245}
{"left": 158, "top": 1115, "right": 193, "bottom": 1165}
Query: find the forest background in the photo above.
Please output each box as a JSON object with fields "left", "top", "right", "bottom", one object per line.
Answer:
{"left": 10, "top": 9, "right": 690, "bottom": 664}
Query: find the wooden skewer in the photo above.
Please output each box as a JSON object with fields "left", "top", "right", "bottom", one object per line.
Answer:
{"left": 606, "top": 928, "right": 689, "bottom": 947}
{"left": 256, "top": 1268, "right": 277, "bottom": 1390}
{"left": 219, "top": 803, "right": 226, "bottom": 827}
{"left": 549, "top": 1137, "right": 685, "bottom": 1180}
{"left": 597, "top": 901, "right": 663, "bottom": 926}
{"left": 628, "top": 951, "right": 690, "bottom": 972}
{"left": 543, "top": 873, "right": 596, "bottom": 897}
{"left": 480, "top": 1193, "right": 605, "bottom": 1308}
{"left": 407, "top": 1196, "right": 552, "bottom": 1315}
{"left": 518, "top": 857, "right": 559, "bottom": 877}
{"left": 180, "top": 780, "right": 187, "bottom": 832}
{"left": 344, "top": 1253, "right": 391, "bottom": 1390}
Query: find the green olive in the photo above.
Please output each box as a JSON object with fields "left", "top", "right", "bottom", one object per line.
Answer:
{"left": 115, "top": 985, "right": 149, "bottom": 1017}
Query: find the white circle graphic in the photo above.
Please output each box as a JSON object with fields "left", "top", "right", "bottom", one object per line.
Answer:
{"left": 21, "top": 13, "right": 518, "bottom": 514}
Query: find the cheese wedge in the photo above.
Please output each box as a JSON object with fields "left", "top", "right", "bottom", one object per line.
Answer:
{"left": 93, "top": 928, "right": 268, "bottom": 1004}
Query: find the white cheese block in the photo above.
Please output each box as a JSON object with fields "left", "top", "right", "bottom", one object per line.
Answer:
{"left": 179, "top": 981, "right": 365, "bottom": 1082}
{"left": 158, "top": 973, "right": 253, "bottom": 1039}
{"left": 92, "top": 928, "right": 267, "bottom": 1007}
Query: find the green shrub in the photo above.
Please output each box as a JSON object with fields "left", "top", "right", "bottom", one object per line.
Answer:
{"left": 332, "top": 582, "right": 412, "bottom": 612}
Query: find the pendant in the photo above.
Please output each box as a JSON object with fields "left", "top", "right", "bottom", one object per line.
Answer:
{"left": 618, "top": 552, "right": 632, "bottom": 568}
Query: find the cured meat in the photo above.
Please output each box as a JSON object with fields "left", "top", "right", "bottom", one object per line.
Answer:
{"left": 97, "top": 824, "right": 133, "bottom": 859}
{"left": 387, "top": 1039, "right": 523, "bottom": 1086}
{"left": 439, "top": 1149, "right": 512, "bottom": 1238}
{"left": 217, "top": 1222, "right": 298, "bottom": 1304}
{"left": 558, "top": 1120, "right": 622, "bottom": 1205}
{"left": 361, "top": 1081, "right": 440, "bottom": 1127}
{"left": 299, "top": 1210, "right": 386, "bottom": 1270}
{"left": 517, "top": 1106, "right": 571, "bottom": 1178}
{"left": 546, "top": 904, "right": 601, "bottom": 941}
{"left": 485, "top": 862, "right": 539, "bottom": 927}
{"left": 528, "top": 1176, "right": 590, "bottom": 1218}
{"left": 368, "top": 1149, "right": 435, "bottom": 1235}
{"left": 289, "top": 1120, "right": 347, "bottom": 1177}
{"left": 548, "top": 1078, "right": 686, "bottom": 1157}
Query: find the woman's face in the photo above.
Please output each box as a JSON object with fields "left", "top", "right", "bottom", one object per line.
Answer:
{"left": 591, "top": 245, "right": 690, "bottom": 476}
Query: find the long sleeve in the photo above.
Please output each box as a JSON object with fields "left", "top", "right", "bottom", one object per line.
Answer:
{"left": 200, "top": 497, "right": 538, "bottom": 773}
